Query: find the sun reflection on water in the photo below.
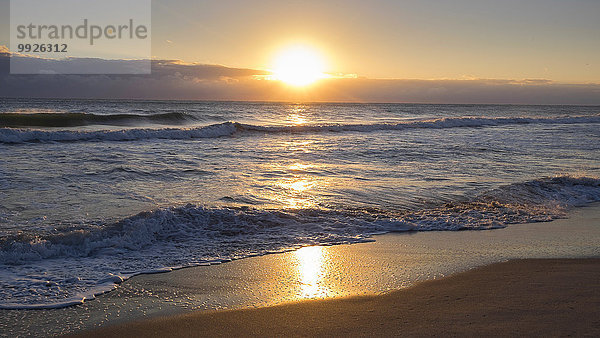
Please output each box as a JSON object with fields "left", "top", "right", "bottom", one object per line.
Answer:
{"left": 258, "top": 134, "right": 330, "bottom": 209}
{"left": 266, "top": 161, "right": 326, "bottom": 209}
{"left": 286, "top": 105, "right": 309, "bottom": 125}
{"left": 288, "top": 162, "right": 312, "bottom": 172}
{"left": 294, "top": 246, "right": 329, "bottom": 299}
{"left": 280, "top": 178, "right": 315, "bottom": 192}
{"left": 288, "top": 113, "right": 308, "bottom": 125}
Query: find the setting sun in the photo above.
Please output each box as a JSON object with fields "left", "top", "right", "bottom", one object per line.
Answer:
{"left": 271, "top": 46, "right": 327, "bottom": 86}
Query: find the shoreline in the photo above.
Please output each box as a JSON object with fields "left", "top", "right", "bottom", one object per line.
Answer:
{"left": 72, "top": 258, "right": 600, "bottom": 337}
{"left": 2, "top": 202, "right": 599, "bottom": 336}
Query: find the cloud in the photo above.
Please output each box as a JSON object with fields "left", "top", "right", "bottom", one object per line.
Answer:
{"left": 1, "top": 48, "right": 599, "bottom": 104}
{"left": 149, "top": 59, "right": 270, "bottom": 80}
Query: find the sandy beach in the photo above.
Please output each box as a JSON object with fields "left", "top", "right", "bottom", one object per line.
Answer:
{"left": 0, "top": 203, "right": 598, "bottom": 336}
{"left": 73, "top": 258, "right": 600, "bottom": 337}
{"left": 69, "top": 204, "right": 600, "bottom": 337}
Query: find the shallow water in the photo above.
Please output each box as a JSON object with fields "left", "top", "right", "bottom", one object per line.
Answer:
{"left": 1, "top": 203, "right": 599, "bottom": 337}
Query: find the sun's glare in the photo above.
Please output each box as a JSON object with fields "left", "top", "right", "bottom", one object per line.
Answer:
{"left": 295, "top": 246, "right": 327, "bottom": 298}
{"left": 272, "top": 46, "right": 327, "bottom": 86}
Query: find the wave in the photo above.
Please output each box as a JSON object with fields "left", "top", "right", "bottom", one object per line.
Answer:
{"left": 1, "top": 175, "right": 599, "bottom": 309}
{"left": 0, "top": 121, "right": 238, "bottom": 143}
{"left": 0, "top": 112, "right": 196, "bottom": 128}
{"left": 1, "top": 115, "right": 599, "bottom": 144}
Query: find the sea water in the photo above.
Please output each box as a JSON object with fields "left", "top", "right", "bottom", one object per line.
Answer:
{"left": 1, "top": 98, "right": 599, "bottom": 308}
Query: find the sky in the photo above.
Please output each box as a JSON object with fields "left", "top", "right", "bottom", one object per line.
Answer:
{"left": 146, "top": 0, "right": 600, "bottom": 83}
{"left": 1, "top": 0, "right": 599, "bottom": 103}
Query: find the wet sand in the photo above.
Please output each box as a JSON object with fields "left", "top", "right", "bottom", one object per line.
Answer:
{"left": 74, "top": 258, "right": 600, "bottom": 337}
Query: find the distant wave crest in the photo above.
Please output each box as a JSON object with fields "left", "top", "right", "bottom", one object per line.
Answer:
{"left": 0, "top": 112, "right": 196, "bottom": 128}
{"left": 0, "top": 121, "right": 238, "bottom": 143}
{"left": 1, "top": 115, "right": 600, "bottom": 143}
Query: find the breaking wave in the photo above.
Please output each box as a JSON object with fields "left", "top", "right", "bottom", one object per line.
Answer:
{"left": 1, "top": 115, "right": 599, "bottom": 143}
{"left": 0, "top": 112, "right": 196, "bottom": 128}
{"left": 1, "top": 175, "right": 599, "bottom": 309}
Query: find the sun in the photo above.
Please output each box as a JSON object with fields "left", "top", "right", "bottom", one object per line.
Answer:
{"left": 271, "top": 46, "right": 327, "bottom": 86}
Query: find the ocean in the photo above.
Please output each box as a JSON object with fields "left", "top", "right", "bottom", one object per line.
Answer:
{"left": 1, "top": 98, "right": 600, "bottom": 309}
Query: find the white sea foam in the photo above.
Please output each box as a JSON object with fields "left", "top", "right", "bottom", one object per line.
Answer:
{"left": 1, "top": 176, "right": 599, "bottom": 309}
{"left": 1, "top": 115, "right": 599, "bottom": 143}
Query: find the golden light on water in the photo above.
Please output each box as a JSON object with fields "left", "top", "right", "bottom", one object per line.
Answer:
{"left": 281, "top": 178, "right": 315, "bottom": 192}
{"left": 285, "top": 139, "right": 315, "bottom": 153}
{"left": 288, "top": 162, "right": 312, "bottom": 171}
{"left": 288, "top": 113, "right": 308, "bottom": 125}
{"left": 295, "top": 246, "right": 329, "bottom": 298}
{"left": 261, "top": 131, "right": 328, "bottom": 209}
{"left": 274, "top": 162, "right": 323, "bottom": 209}
{"left": 276, "top": 177, "right": 318, "bottom": 209}
{"left": 286, "top": 103, "right": 309, "bottom": 125}
{"left": 271, "top": 45, "right": 328, "bottom": 86}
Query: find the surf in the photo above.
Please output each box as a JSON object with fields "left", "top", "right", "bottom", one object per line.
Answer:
{"left": 1, "top": 175, "right": 599, "bottom": 309}
{"left": 0, "top": 112, "right": 196, "bottom": 128}
{"left": 1, "top": 114, "right": 599, "bottom": 144}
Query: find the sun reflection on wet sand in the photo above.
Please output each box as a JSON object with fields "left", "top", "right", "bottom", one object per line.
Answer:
{"left": 294, "top": 246, "right": 330, "bottom": 299}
